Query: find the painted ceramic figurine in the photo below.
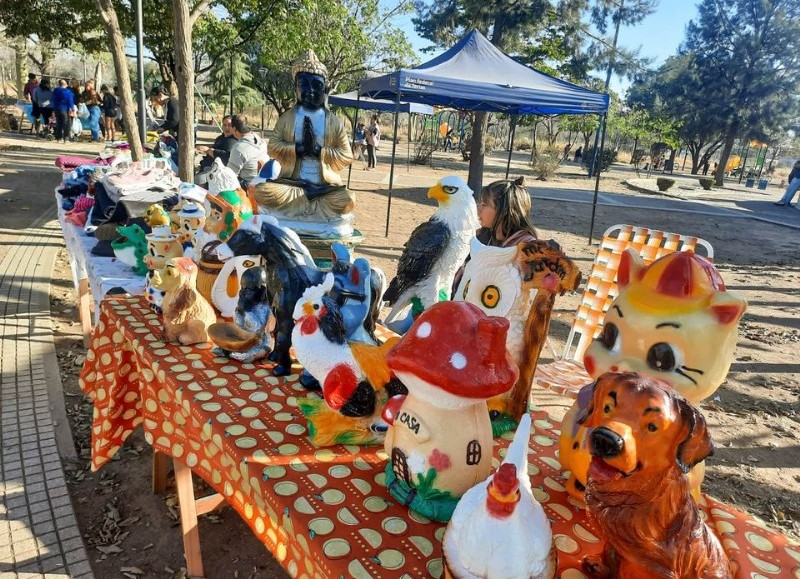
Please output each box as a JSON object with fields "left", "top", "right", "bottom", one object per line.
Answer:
{"left": 176, "top": 201, "right": 206, "bottom": 256}
{"left": 251, "top": 50, "right": 355, "bottom": 238}
{"left": 580, "top": 373, "right": 731, "bottom": 579}
{"left": 192, "top": 185, "right": 255, "bottom": 262}
{"left": 217, "top": 215, "right": 323, "bottom": 375}
{"left": 456, "top": 238, "right": 581, "bottom": 434}
{"left": 218, "top": 216, "right": 386, "bottom": 377}
{"left": 560, "top": 249, "right": 747, "bottom": 501}
{"left": 144, "top": 203, "right": 171, "bottom": 228}
{"left": 384, "top": 176, "right": 479, "bottom": 334}
{"left": 144, "top": 226, "right": 184, "bottom": 313}
{"left": 211, "top": 255, "right": 259, "bottom": 319}
{"left": 209, "top": 266, "right": 274, "bottom": 362}
{"left": 111, "top": 223, "right": 149, "bottom": 276}
{"left": 293, "top": 273, "right": 406, "bottom": 446}
{"left": 443, "top": 415, "right": 556, "bottom": 579}
{"left": 152, "top": 257, "right": 217, "bottom": 345}
{"left": 383, "top": 301, "right": 518, "bottom": 522}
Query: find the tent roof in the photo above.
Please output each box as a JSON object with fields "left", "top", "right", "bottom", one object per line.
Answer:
{"left": 328, "top": 91, "right": 434, "bottom": 115}
{"left": 359, "top": 29, "right": 609, "bottom": 115}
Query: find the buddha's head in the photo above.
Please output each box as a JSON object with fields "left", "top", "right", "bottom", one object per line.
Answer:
{"left": 292, "top": 50, "right": 329, "bottom": 111}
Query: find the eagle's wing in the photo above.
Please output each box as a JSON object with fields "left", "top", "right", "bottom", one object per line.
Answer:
{"left": 384, "top": 219, "right": 450, "bottom": 305}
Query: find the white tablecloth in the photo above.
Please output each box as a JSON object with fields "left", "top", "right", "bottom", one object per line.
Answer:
{"left": 56, "top": 189, "right": 146, "bottom": 321}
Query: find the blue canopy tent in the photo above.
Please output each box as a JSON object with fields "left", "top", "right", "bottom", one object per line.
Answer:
{"left": 328, "top": 92, "right": 435, "bottom": 187}
{"left": 358, "top": 29, "right": 610, "bottom": 236}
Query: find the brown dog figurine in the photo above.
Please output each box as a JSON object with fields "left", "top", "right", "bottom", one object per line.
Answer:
{"left": 579, "top": 372, "right": 731, "bottom": 579}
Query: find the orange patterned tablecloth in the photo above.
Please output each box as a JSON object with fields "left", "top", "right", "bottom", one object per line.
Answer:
{"left": 79, "top": 295, "right": 800, "bottom": 579}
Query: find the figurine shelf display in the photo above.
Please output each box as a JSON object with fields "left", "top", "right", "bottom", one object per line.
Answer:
{"left": 455, "top": 238, "right": 580, "bottom": 434}
{"left": 144, "top": 226, "right": 184, "bottom": 313}
{"left": 292, "top": 273, "right": 405, "bottom": 447}
{"left": 383, "top": 301, "right": 518, "bottom": 522}
{"left": 383, "top": 176, "right": 479, "bottom": 335}
{"left": 152, "top": 257, "right": 217, "bottom": 345}
{"left": 443, "top": 415, "right": 556, "bottom": 579}
{"left": 560, "top": 249, "right": 747, "bottom": 501}
{"left": 209, "top": 266, "right": 274, "bottom": 363}
{"left": 579, "top": 373, "right": 731, "bottom": 579}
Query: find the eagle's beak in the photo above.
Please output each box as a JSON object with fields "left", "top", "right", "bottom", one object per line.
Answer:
{"left": 427, "top": 183, "right": 449, "bottom": 204}
{"left": 302, "top": 302, "right": 314, "bottom": 316}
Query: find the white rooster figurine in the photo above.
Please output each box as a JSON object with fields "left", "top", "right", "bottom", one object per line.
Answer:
{"left": 442, "top": 414, "right": 556, "bottom": 579}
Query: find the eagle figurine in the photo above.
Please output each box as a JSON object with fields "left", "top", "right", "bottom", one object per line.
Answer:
{"left": 383, "top": 175, "right": 478, "bottom": 334}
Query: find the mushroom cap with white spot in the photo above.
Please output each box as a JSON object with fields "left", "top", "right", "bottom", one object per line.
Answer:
{"left": 387, "top": 301, "right": 518, "bottom": 399}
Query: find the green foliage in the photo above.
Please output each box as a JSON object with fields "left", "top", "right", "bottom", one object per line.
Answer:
{"left": 581, "top": 145, "right": 617, "bottom": 174}
{"left": 698, "top": 177, "right": 714, "bottom": 190}
{"left": 205, "top": 53, "right": 262, "bottom": 111}
{"left": 530, "top": 145, "right": 562, "bottom": 180}
{"left": 656, "top": 177, "right": 675, "bottom": 191}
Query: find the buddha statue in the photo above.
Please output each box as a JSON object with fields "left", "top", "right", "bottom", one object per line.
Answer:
{"left": 251, "top": 50, "right": 355, "bottom": 238}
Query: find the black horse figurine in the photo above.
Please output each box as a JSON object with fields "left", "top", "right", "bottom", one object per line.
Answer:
{"left": 217, "top": 215, "right": 385, "bottom": 378}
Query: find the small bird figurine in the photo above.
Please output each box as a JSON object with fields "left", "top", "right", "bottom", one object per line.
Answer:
{"left": 383, "top": 176, "right": 478, "bottom": 334}
{"left": 443, "top": 414, "right": 557, "bottom": 579}
{"left": 144, "top": 203, "right": 171, "bottom": 228}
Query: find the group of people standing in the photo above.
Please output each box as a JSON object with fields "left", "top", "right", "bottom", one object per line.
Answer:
{"left": 23, "top": 73, "right": 119, "bottom": 143}
{"left": 353, "top": 115, "right": 380, "bottom": 170}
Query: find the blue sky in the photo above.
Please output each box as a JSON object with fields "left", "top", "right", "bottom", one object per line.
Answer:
{"left": 393, "top": 0, "right": 700, "bottom": 95}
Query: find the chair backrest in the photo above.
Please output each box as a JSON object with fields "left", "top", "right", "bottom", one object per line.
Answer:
{"left": 562, "top": 224, "right": 714, "bottom": 362}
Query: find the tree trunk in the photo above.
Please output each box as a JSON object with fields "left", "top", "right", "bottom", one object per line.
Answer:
{"left": 95, "top": 0, "right": 143, "bottom": 161}
{"left": 667, "top": 148, "right": 677, "bottom": 173}
{"left": 38, "top": 42, "right": 55, "bottom": 77}
{"left": 94, "top": 61, "right": 103, "bottom": 87}
{"left": 715, "top": 127, "right": 738, "bottom": 186}
{"left": 13, "top": 38, "right": 25, "bottom": 98}
{"left": 172, "top": 0, "right": 195, "bottom": 182}
{"left": 467, "top": 110, "right": 488, "bottom": 193}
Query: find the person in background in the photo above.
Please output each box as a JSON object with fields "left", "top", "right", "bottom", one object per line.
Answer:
{"left": 573, "top": 146, "right": 583, "bottom": 163}
{"left": 81, "top": 80, "right": 102, "bottom": 142}
{"left": 32, "top": 78, "right": 53, "bottom": 136}
{"left": 100, "top": 85, "right": 117, "bottom": 142}
{"left": 52, "top": 79, "right": 76, "bottom": 144}
{"left": 365, "top": 115, "right": 380, "bottom": 171}
{"left": 702, "top": 159, "right": 710, "bottom": 175}
{"left": 69, "top": 79, "right": 81, "bottom": 101}
{"left": 563, "top": 142, "right": 571, "bottom": 161}
{"left": 452, "top": 177, "right": 539, "bottom": 293}
{"left": 774, "top": 159, "right": 800, "bottom": 208}
{"left": 24, "top": 73, "right": 40, "bottom": 133}
{"left": 150, "top": 85, "right": 180, "bottom": 139}
{"left": 227, "top": 114, "right": 267, "bottom": 188}
{"left": 195, "top": 115, "right": 237, "bottom": 184}
{"left": 353, "top": 122, "right": 366, "bottom": 165}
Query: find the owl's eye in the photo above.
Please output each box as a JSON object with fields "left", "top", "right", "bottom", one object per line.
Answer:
{"left": 443, "top": 185, "right": 458, "bottom": 194}
{"left": 243, "top": 260, "right": 255, "bottom": 268}
{"left": 480, "top": 285, "right": 500, "bottom": 309}
{"left": 598, "top": 322, "right": 620, "bottom": 351}
{"left": 647, "top": 343, "right": 677, "bottom": 372}
{"left": 462, "top": 279, "right": 470, "bottom": 300}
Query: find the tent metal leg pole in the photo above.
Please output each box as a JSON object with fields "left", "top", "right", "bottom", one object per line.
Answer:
{"left": 386, "top": 93, "right": 401, "bottom": 237}
{"left": 588, "top": 113, "right": 608, "bottom": 245}
{"left": 347, "top": 93, "right": 362, "bottom": 189}
{"left": 505, "top": 115, "right": 517, "bottom": 179}
{"left": 407, "top": 112, "right": 411, "bottom": 172}
{"left": 588, "top": 113, "right": 603, "bottom": 178}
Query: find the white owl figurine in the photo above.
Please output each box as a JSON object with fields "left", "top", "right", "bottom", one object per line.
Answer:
{"left": 207, "top": 157, "right": 241, "bottom": 194}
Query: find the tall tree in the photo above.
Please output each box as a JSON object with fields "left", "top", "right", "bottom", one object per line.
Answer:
{"left": 413, "top": 0, "right": 549, "bottom": 191}
{"left": 684, "top": 0, "right": 800, "bottom": 185}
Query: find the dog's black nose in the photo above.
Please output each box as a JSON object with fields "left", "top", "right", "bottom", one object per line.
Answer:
{"left": 591, "top": 427, "right": 625, "bottom": 458}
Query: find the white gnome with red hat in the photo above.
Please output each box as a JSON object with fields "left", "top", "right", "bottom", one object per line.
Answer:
{"left": 383, "top": 301, "right": 518, "bottom": 522}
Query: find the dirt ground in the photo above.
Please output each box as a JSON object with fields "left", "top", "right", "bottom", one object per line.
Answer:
{"left": 2, "top": 132, "right": 796, "bottom": 576}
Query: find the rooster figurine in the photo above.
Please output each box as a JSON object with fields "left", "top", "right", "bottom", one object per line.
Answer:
{"left": 292, "top": 273, "right": 406, "bottom": 446}
{"left": 442, "top": 414, "right": 556, "bottom": 579}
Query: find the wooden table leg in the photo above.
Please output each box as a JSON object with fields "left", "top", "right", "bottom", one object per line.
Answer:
{"left": 174, "top": 458, "right": 205, "bottom": 578}
{"left": 152, "top": 451, "right": 170, "bottom": 494}
{"left": 78, "top": 278, "right": 92, "bottom": 348}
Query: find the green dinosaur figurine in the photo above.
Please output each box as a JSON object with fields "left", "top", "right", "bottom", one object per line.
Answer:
{"left": 111, "top": 224, "right": 149, "bottom": 276}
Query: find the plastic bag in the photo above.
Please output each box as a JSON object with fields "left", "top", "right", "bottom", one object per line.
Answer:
{"left": 77, "top": 103, "right": 89, "bottom": 119}
{"left": 71, "top": 117, "right": 83, "bottom": 136}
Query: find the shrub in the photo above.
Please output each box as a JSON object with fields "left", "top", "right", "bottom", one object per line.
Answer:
{"left": 530, "top": 146, "right": 562, "bottom": 181}
{"left": 412, "top": 136, "right": 436, "bottom": 166}
{"left": 514, "top": 136, "right": 532, "bottom": 151}
{"left": 698, "top": 177, "right": 714, "bottom": 190}
{"left": 656, "top": 177, "right": 675, "bottom": 191}
{"left": 581, "top": 146, "right": 618, "bottom": 175}
{"left": 631, "top": 149, "right": 648, "bottom": 167}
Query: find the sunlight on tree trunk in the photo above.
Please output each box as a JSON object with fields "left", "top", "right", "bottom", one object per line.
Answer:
{"left": 13, "top": 39, "right": 24, "bottom": 99}
{"left": 172, "top": 0, "right": 196, "bottom": 182}
{"left": 468, "top": 111, "right": 488, "bottom": 193}
{"left": 95, "top": 0, "right": 143, "bottom": 161}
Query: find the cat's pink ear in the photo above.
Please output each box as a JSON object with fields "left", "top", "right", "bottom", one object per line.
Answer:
{"left": 710, "top": 293, "right": 747, "bottom": 325}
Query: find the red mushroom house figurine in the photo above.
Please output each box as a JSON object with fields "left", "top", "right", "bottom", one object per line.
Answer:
{"left": 383, "top": 301, "right": 519, "bottom": 522}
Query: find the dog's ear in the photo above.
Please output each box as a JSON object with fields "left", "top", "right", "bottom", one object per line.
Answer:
{"left": 675, "top": 396, "right": 714, "bottom": 473}
{"left": 575, "top": 380, "right": 598, "bottom": 426}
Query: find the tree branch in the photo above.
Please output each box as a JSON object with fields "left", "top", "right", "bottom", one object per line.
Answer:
{"left": 190, "top": 0, "right": 214, "bottom": 26}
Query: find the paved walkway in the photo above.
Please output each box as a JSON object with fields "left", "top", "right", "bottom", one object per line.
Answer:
{"left": 0, "top": 207, "right": 94, "bottom": 578}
